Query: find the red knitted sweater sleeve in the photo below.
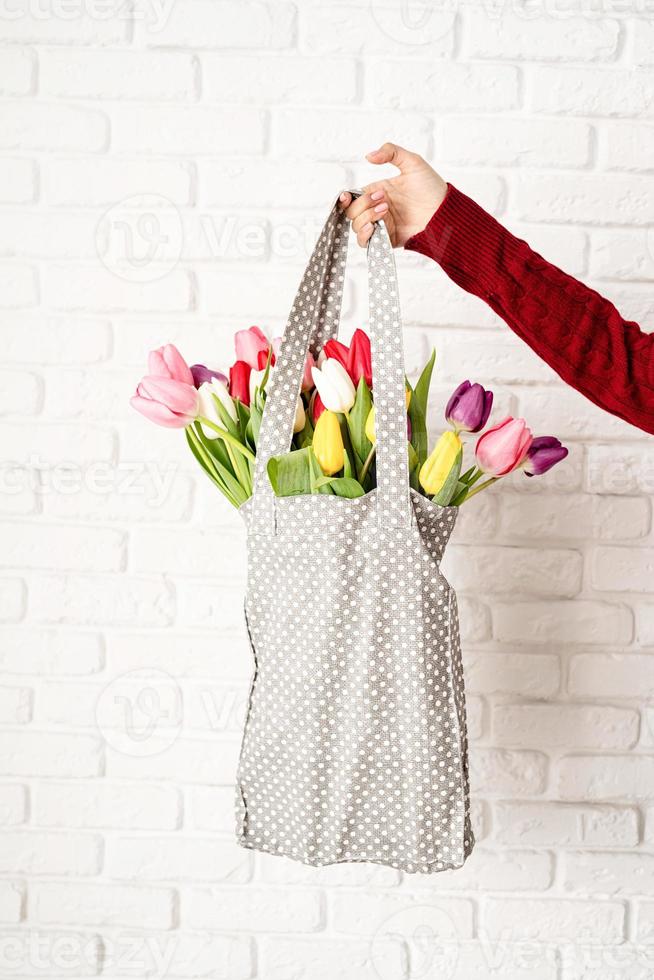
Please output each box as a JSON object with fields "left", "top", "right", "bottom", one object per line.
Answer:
{"left": 404, "top": 183, "right": 654, "bottom": 436}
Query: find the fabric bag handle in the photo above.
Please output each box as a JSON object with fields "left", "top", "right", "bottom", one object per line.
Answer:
{"left": 251, "top": 191, "right": 412, "bottom": 533}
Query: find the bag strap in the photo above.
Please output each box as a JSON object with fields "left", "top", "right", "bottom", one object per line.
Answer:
{"left": 251, "top": 191, "right": 411, "bottom": 533}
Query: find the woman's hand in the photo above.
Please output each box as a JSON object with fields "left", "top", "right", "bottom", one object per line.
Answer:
{"left": 339, "top": 142, "right": 448, "bottom": 248}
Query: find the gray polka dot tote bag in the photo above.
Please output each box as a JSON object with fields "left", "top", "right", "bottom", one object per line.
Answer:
{"left": 236, "top": 192, "right": 475, "bottom": 874}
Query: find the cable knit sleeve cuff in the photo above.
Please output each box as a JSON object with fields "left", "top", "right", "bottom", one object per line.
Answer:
{"left": 404, "top": 183, "right": 523, "bottom": 298}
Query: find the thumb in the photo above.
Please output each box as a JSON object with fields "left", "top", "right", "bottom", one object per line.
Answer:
{"left": 365, "top": 142, "right": 418, "bottom": 172}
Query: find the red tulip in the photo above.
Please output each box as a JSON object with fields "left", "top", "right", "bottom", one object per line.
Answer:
{"left": 312, "top": 391, "right": 326, "bottom": 423}
{"left": 229, "top": 360, "right": 251, "bottom": 406}
{"left": 347, "top": 328, "right": 372, "bottom": 387}
{"left": 256, "top": 347, "right": 275, "bottom": 370}
{"left": 323, "top": 338, "right": 349, "bottom": 371}
{"left": 324, "top": 330, "right": 373, "bottom": 387}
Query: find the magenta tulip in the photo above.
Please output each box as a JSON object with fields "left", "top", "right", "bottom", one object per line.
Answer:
{"left": 475, "top": 417, "right": 533, "bottom": 477}
{"left": 148, "top": 344, "right": 194, "bottom": 386}
{"left": 130, "top": 375, "right": 199, "bottom": 428}
{"left": 234, "top": 325, "right": 270, "bottom": 368}
{"left": 446, "top": 380, "right": 493, "bottom": 433}
{"left": 524, "top": 436, "right": 568, "bottom": 477}
{"left": 190, "top": 364, "right": 228, "bottom": 389}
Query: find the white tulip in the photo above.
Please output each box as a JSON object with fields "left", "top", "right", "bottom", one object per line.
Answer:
{"left": 197, "top": 379, "right": 237, "bottom": 438}
{"left": 293, "top": 397, "right": 306, "bottom": 433}
{"left": 311, "top": 358, "right": 356, "bottom": 414}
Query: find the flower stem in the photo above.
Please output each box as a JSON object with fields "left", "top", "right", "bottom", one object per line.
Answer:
{"left": 197, "top": 416, "right": 256, "bottom": 460}
{"left": 186, "top": 425, "right": 239, "bottom": 508}
{"left": 459, "top": 465, "right": 478, "bottom": 485}
{"left": 358, "top": 444, "right": 376, "bottom": 485}
{"left": 460, "top": 476, "right": 498, "bottom": 503}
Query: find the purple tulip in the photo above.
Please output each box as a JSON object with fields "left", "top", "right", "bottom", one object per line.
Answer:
{"left": 190, "top": 364, "right": 228, "bottom": 389}
{"left": 446, "top": 380, "right": 493, "bottom": 433}
{"left": 524, "top": 436, "right": 569, "bottom": 477}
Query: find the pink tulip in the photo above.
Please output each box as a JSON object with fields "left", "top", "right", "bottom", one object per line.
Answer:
{"left": 131, "top": 375, "right": 199, "bottom": 429}
{"left": 302, "top": 351, "right": 316, "bottom": 391}
{"left": 475, "top": 417, "right": 533, "bottom": 477}
{"left": 148, "top": 344, "right": 194, "bottom": 387}
{"left": 234, "top": 326, "right": 270, "bottom": 368}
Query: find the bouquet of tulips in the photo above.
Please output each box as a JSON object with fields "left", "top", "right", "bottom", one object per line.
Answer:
{"left": 130, "top": 326, "right": 568, "bottom": 509}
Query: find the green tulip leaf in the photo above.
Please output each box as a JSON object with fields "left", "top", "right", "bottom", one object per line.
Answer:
{"left": 185, "top": 429, "right": 224, "bottom": 491}
{"left": 204, "top": 403, "right": 251, "bottom": 492}
{"left": 449, "top": 479, "right": 472, "bottom": 508}
{"left": 267, "top": 448, "right": 314, "bottom": 497}
{"left": 413, "top": 348, "right": 436, "bottom": 420}
{"left": 407, "top": 348, "right": 436, "bottom": 472}
{"left": 408, "top": 388, "right": 428, "bottom": 470}
{"left": 247, "top": 402, "right": 263, "bottom": 449}
{"left": 235, "top": 399, "right": 250, "bottom": 441}
{"left": 211, "top": 393, "right": 240, "bottom": 439}
{"left": 348, "top": 378, "right": 373, "bottom": 463}
{"left": 189, "top": 426, "right": 248, "bottom": 506}
{"left": 313, "top": 476, "right": 365, "bottom": 498}
{"left": 432, "top": 447, "right": 463, "bottom": 507}
{"left": 407, "top": 441, "right": 421, "bottom": 492}
{"left": 259, "top": 347, "right": 273, "bottom": 391}
{"left": 308, "top": 446, "right": 335, "bottom": 494}
{"left": 253, "top": 385, "right": 266, "bottom": 415}
{"left": 337, "top": 414, "right": 359, "bottom": 480}
{"left": 459, "top": 465, "right": 477, "bottom": 485}
{"left": 194, "top": 423, "right": 231, "bottom": 470}
{"left": 294, "top": 407, "right": 314, "bottom": 450}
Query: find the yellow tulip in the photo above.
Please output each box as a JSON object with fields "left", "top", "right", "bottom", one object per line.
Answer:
{"left": 365, "top": 389, "right": 411, "bottom": 445}
{"left": 365, "top": 406, "right": 376, "bottom": 444}
{"left": 419, "top": 430, "right": 462, "bottom": 495}
{"left": 313, "top": 410, "right": 344, "bottom": 476}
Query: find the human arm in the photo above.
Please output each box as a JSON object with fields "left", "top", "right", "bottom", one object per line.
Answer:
{"left": 340, "top": 144, "right": 654, "bottom": 435}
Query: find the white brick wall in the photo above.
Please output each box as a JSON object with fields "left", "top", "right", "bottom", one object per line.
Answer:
{"left": 0, "top": 3, "right": 653, "bottom": 977}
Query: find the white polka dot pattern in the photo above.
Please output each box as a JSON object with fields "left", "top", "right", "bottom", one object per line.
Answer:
{"left": 235, "top": 195, "right": 475, "bottom": 874}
